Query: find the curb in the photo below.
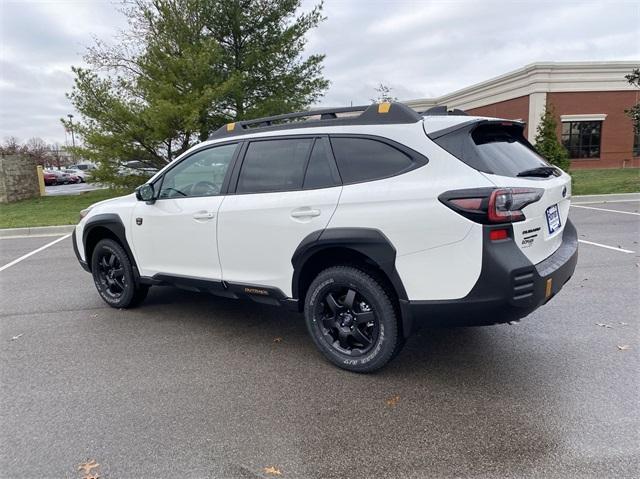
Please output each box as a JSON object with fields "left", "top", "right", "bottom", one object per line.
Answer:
{"left": 0, "top": 225, "right": 75, "bottom": 239}
{"left": 572, "top": 192, "right": 640, "bottom": 203}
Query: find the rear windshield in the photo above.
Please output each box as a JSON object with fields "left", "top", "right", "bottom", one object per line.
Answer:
{"left": 432, "top": 122, "right": 548, "bottom": 177}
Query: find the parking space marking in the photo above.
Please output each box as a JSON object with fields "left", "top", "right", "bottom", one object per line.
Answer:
{"left": 0, "top": 234, "right": 71, "bottom": 273}
{"left": 572, "top": 199, "right": 640, "bottom": 205}
{"left": 571, "top": 204, "right": 640, "bottom": 216}
{"left": 578, "top": 239, "right": 635, "bottom": 254}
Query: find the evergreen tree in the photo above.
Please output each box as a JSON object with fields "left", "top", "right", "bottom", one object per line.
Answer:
{"left": 64, "top": 0, "right": 328, "bottom": 186}
{"left": 534, "top": 106, "right": 570, "bottom": 172}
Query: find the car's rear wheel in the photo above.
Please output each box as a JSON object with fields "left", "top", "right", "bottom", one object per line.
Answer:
{"left": 91, "top": 239, "right": 148, "bottom": 308}
{"left": 304, "top": 266, "right": 402, "bottom": 373}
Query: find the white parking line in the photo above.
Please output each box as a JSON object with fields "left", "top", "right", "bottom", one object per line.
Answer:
{"left": 0, "top": 234, "right": 71, "bottom": 273}
{"left": 578, "top": 239, "right": 635, "bottom": 254}
{"left": 571, "top": 204, "right": 640, "bottom": 216}
{"left": 573, "top": 199, "right": 640, "bottom": 205}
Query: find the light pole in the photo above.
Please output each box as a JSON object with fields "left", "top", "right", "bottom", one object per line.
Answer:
{"left": 67, "top": 114, "right": 76, "bottom": 163}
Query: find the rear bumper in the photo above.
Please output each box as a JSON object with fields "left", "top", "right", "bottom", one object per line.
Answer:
{"left": 403, "top": 219, "right": 578, "bottom": 327}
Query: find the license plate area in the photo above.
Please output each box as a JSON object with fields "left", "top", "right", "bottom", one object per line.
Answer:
{"left": 546, "top": 204, "right": 561, "bottom": 234}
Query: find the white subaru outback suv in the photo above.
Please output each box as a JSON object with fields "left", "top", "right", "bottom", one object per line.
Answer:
{"left": 73, "top": 102, "right": 578, "bottom": 372}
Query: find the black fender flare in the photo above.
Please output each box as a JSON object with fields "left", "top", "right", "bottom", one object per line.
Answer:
{"left": 82, "top": 214, "right": 139, "bottom": 278}
{"left": 291, "top": 227, "right": 413, "bottom": 337}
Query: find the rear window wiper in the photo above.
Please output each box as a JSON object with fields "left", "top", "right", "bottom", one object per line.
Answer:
{"left": 517, "top": 166, "right": 559, "bottom": 178}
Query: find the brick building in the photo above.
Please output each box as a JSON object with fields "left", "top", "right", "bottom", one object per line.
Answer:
{"left": 405, "top": 62, "right": 640, "bottom": 169}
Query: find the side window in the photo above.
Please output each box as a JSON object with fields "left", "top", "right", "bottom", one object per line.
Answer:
{"left": 303, "top": 139, "right": 335, "bottom": 189}
{"left": 330, "top": 137, "right": 414, "bottom": 184}
{"left": 159, "top": 143, "right": 237, "bottom": 199}
{"left": 237, "top": 138, "right": 313, "bottom": 194}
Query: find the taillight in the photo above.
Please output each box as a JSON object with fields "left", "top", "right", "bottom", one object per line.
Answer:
{"left": 487, "top": 188, "right": 543, "bottom": 222}
{"left": 439, "top": 187, "right": 543, "bottom": 224}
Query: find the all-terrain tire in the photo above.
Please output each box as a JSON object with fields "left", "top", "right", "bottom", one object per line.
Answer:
{"left": 91, "top": 238, "right": 148, "bottom": 308}
{"left": 304, "top": 266, "right": 403, "bottom": 373}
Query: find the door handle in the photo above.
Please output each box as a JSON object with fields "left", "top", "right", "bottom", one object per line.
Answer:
{"left": 290, "top": 208, "right": 321, "bottom": 219}
{"left": 192, "top": 211, "right": 215, "bottom": 220}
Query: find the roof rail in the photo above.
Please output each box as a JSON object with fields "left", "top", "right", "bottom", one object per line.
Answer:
{"left": 422, "top": 106, "right": 468, "bottom": 116}
{"left": 209, "top": 102, "right": 422, "bottom": 139}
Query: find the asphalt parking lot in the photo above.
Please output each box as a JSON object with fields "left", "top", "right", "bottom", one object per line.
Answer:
{"left": 1, "top": 197, "right": 638, "bottom": 478}
{"left": 45, "top": 183, "right": 105, "bottom": 196}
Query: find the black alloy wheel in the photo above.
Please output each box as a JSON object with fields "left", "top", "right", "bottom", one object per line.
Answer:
{"left": 95, "top": 249, "right": 127, "bottom": 300}
{"left": 317, "top": 286, "right": 379, "bottom": 356}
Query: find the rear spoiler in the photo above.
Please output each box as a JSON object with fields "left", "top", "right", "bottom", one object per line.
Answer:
{"left": 428, "top": 119, "right": 526, "bottom": 140}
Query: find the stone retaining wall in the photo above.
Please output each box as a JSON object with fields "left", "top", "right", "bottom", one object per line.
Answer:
{"left": 0, "top": 154, "right": 40, "bottom": 203}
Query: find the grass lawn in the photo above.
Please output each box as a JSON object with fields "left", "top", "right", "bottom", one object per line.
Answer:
{"left": 571, "top": 168, "right": 640, "bottom": 196}
{"left": 0, "top": 189, "right": 131, "bottom": 229}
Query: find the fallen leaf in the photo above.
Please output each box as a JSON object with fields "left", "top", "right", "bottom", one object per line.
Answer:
{"left": 10, "top": 333, "right": 23, "bottom": 341}
{"left": 263, "top": 465, "right": 282, "bottom": 476}
{"left": 595, "top": 323, "right": 613, "bottom": 328}
{"left": 385, "top": 395, "right": 401, "bottom": 407}
{"left": 78, "top": 459, "right": 99, "bottom": 474}
{"left": 273, "top": 337, "right": 283, "bottom": 343}
{"left": 617, "top": 345, "right": 631, "bottom": 351}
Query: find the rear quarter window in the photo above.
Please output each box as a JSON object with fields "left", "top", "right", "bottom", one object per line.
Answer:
{"left": 330, "top": 137, "right": 416, "bottom": 184}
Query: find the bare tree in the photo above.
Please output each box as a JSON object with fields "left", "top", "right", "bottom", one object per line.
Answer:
{"left": 49, "top": 143, "right": 64, "bottom": 169}
{"left": 24, "top": 137, "right": 50, "bottom": 167}
{"left": 370, "top": 83, "right": 398, "bottom": 103}
{"left": 0, "top": 136, "right": 24, "bottom": 155}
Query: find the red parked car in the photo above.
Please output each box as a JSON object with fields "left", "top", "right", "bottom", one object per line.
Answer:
{"left": 43, "top": 171, "right": 58, "bottom": 186}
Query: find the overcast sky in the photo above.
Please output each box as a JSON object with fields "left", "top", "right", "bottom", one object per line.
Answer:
{"left": 1, "top": 0, "right": 638, "bottom": 145}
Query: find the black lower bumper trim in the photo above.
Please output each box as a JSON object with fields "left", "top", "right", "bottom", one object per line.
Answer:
{"left": 407, "top": 219, "right": 578, "bottom": 327}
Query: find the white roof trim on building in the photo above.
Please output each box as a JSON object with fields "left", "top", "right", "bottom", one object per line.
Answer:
{"left": 405, "top": 61, "right": 639, "bottom": 112}
{"left": 560, "top": 114, "right": 608, "bottom": 122}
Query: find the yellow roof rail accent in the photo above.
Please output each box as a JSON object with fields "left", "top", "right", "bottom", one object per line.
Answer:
{"left": 226, "top": 122, "right": 236, "bottom": 131}
{"left": 378, "top": 102, "right": 391, "bottom": 114}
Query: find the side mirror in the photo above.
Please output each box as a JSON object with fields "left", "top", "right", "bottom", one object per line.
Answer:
{"left": 135, "top": 183, "right": 155, "bottom": 203}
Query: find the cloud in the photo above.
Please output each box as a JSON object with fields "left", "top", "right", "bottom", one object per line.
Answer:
{"left": 0, "top": 0, "right": 126, "bottom": 143}
{"left": 1, "top": 0, "right": 638, "bottom": 143}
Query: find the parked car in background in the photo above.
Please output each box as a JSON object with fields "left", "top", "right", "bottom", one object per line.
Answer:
{"left": 43, "top": 171, "right": 58, "bottom": 186}
{"left": 64, "top": 168, "right": 88, "bottom": 182}
{"left": 117, "top": 160, "right": 158, "bottom": 177}
{"left": 45, "top": 170, "right": 74, "bottom": 185}
{"left": 68, "top": 172, "right": 83, "bottom": 184}
{"left": 68, "top": 163, "right": 97, "bottom": 172}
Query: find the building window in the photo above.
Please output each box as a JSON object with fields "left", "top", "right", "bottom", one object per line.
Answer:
{"left": 634, "top": 128, "right": 640, "bottom": 157}
{"left": 561, "top": 121, "right": 602, "bottom": 159}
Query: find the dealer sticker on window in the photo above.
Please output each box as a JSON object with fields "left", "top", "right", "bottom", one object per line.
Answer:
{"left": 546, "top": 204, "right": 561, "bottom": 234}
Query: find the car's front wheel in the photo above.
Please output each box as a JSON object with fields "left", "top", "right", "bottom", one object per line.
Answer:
{"left": 304, "top": 266, "right": 402, "bottom": 373}
{"left": 91, "top": 239, "right": 148, "bottom": 308}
